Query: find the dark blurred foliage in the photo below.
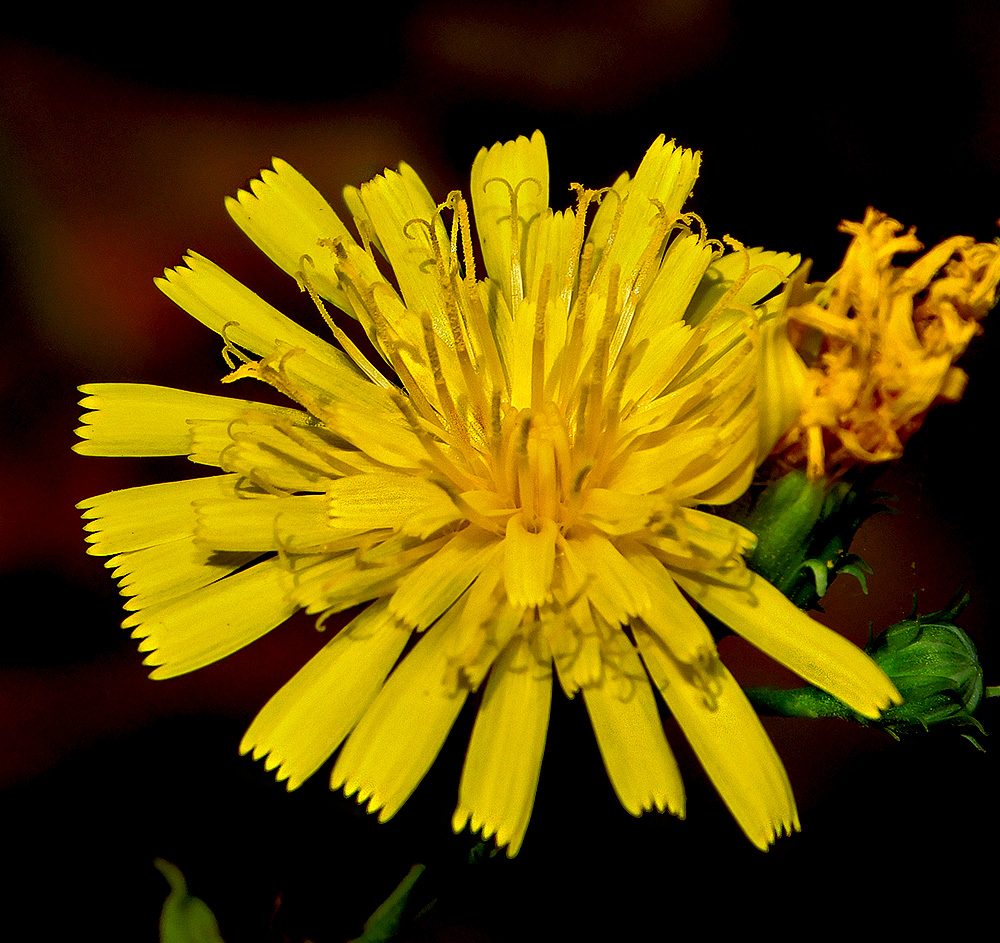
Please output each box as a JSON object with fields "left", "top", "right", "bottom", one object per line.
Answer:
{"left": 2, "top": 2, "right": 998, "bottom": 940}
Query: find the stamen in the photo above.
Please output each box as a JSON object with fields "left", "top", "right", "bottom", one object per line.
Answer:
{"left": 610, "top": 199, "right": 675, "bottom": 364}
{"left": 453, "top": 194, "right": 477, "bottom": 284}
{"left": 602, "top": 348, "right": 632, "bottom": 442}
{"left": 441, "top": 190, "right": 464, "bottom": 267}
{"left": 297, "top": 257, "right": 394, "bottom": 390}
{"left": 561, "top": 184, "right": 602, "bottom": 310}
{"left": 219, "top": 438, "right": 285, "bottom": 496}
{"left": 514, "top": 413, "right": 534, "bottom": 523}
{"left": 223, "top": 346, "right": 338, "bottom": 429}
{"left": 527, "top": 413, "right": 559, "bottom": 522}
{"left": 391, "top": 390, "right": 481, "bottom": 491}
{"left": 480, "top": 389, "right": 504, "bottom": 492}
{"left": 527, "top": 439, "right": 550, "bottom": 524}
{"left": 420, "top": 312, "right": 467, "bottom": 442}
{"left": 458, "top": 274, "right": 508, "bottom": 398}
{"left": 362, "top": 283, "right": 440, "bottom": 425}
{"left": 437, "top": 261, "right": 489, "bottom": 437}
{"left": 591, "top": 190, "right": 627, "bottom": 284}
{"left": 403, "top": 208, "right": 495, "bottom": 434}
{"left": 447, "top": 191, "right": 508, "bottom": 395}
{"left": 698, "top": 235, "right": 755, "bottom": 325}
{"left": 559, "top": 241, "right": 595, "bottom": 404}
{"left": 542, "top": 401, "right": 573, "bottom": 502}
{"left": 583, "top": 265, "right": 620, "bottom": 457}
{"left": 235, "top": 410, "right": 361, "bottom": 478}
{"left": 532, "top": 264, "right": 552, "bottom": 411}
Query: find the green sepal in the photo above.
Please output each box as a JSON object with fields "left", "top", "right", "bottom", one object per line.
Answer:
{"left": 734, "top": 468, "right": 887, "bottom": 610}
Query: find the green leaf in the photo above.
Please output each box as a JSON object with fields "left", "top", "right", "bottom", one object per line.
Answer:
{"left": 154, "top": 859, "right": 225, "bottom": 943}
{"left": 348, "top": 864, "right": 427, "bottom": 943}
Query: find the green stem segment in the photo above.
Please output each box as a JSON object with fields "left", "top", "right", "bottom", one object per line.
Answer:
{"left": 744, "top": 684, "right": 860, "bottom": 721}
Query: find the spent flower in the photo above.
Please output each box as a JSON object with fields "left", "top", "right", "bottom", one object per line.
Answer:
{"left": 773, "top": 208, "right": 1000, "bottom": 478}
{"left": 75, "top": 132, "right": 900, "bottom": 854}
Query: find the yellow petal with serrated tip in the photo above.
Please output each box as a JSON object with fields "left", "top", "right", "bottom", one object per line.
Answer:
{"left": 79, "top": 474, "right": 241, "bottom": 555}
{"left": 73, "top": 383, "right": 299, "bottom": 458}
{"left": 156, "top": 252, "right": 350, "bottom": 370}
{"left": 675, "top": 569, "right": 902, "bottom": 719}
{"left": 471, "top": 130, "right": 549, "bottom": 311}
{"left": 195, "top": 493, "right": 329, "bottom": 552}
{"left": 388, "top": 527, "right": 501, "bottom": 629}
{"left": 356, "top": 163, "right": 449, "bottom": 333}
{"left": 328, "top": 472, "right": 458, "bottom": 535}
{"left": 225, "top": 157, "right": 358, "bottom": 315}
{"left": 599, "top": 136, "right": 700, "bottom": 296}
{"left": 241, "top": 599, "right": 410, "bottom": 790}
{"left": 686, "top": 247, "right": 801, "bottom": 327}
{"left": 453, "top": 635, "right": 551, "bottom": 856}
{"left": 581, "top": 634, "right": 685, "bottom": 819}
{"left": 127, "top": 556, "right": 297, "bottom": 678}
{"left": 331, "top": 607, "right": 469, "bottom": 822}
{"left": 636, "top": 626, "right": 799, "bottom": 850}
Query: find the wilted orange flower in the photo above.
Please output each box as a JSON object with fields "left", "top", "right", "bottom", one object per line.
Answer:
{"left": 774, "top": 208, "right": 1000, "bottom": 477}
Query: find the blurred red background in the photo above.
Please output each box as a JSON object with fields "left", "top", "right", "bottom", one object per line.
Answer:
{"left": 3, "top": 3, "right": 998, "bottom": 939}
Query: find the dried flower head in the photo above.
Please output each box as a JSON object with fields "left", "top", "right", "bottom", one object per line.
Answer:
{"left": 775, "top": 208, "right": 1000, "bottom": 477}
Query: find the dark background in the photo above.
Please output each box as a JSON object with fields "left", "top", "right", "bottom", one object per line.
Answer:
{"left": 2, "top": 3, "right": 998, "bottom": 939}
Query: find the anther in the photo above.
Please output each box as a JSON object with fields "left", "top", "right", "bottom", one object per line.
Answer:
{"left": 591, "top": 191, "right": 628, "bottom": 284}
{"left": 391, "top": 389, "right": 480, "bottom": 491}
{"left": 559, "top": 242, "right": 595, "bottom": 403}
{"left": 420, "top": 312, "right": 464, "bottom": 436}
{"left": 532, "top": 264, "right": 552, "bottom": 411}
{"left": 562, "top": 184, "right": 600, "bottom": 309}
{"left": 297, "top": 261, "right": 393, "bottom": 390}
{"left": 453, "top": 194, "right": 477, "bottom": 285}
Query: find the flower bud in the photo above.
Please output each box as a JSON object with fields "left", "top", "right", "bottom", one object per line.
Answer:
{"left": 866, "top": 597, "right": 985, "bottom": 738}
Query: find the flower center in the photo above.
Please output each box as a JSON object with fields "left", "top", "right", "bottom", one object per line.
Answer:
{"left": 501, "top": 402, "right": 573, "bottom": 529}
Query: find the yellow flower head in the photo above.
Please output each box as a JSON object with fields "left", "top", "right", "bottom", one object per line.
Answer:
{"left": 75, "top": 132, "right": 900, "bottom": 854}
{"left": 774, "top": 207, "right": 1000, "bottom": 478}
